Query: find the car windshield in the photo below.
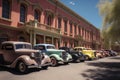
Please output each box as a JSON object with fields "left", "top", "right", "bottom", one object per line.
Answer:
{"left": 47, "top": 46, "right": 55, "bottom": 49}
{"left": 15, "top": 44, "right": 32, "bottom": 49}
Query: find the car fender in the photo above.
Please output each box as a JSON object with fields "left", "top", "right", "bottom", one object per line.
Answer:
{"left": 49, "top": 54, "right": 63, "bottom": 61}
{"left": 10, "top": 55, "right": 37, "bottom": 68}
{"left": 67, "top": 53, "right": 72, "bottom": 60}
{"left": 41, "top": 55, "right": 51, "bottom": 65}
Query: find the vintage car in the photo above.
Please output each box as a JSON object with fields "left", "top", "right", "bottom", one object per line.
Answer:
{"left": 0, "top": 41, "right": 51, "bottom": 73}
{"left": 95, "top": 50, "right": 104, "bottom": 58}
{"left": 74, "top": 47, "right": 96, "bottom": 60}
{"left": 105, "top": 50, "right": 118, "bottom": 56}
{"left": 59, "top": 47, "right": 85, "bottom": 62}
{"left": 34, "top": 44, "right": 72, "bottom": 66}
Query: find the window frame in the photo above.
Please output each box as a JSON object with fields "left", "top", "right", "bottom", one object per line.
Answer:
{"left": 20, "top": 4, "right": 27, "bottom": 23}
{"left": 34, "top": 9, "right": 40, "bottom": 22}
{"left": 2, "top": 0, "right": 11, "bottom": 19}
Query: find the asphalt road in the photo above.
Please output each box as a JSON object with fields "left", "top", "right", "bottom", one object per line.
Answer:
{"left": 0, "top": 56, "right": 120, "bottom": 80}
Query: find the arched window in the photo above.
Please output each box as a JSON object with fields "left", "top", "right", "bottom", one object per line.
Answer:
{"left": 47, "top": 15, "right": 52, "bottom": 25}
{"left": 20, "top": 4, "right": 27, "bottom": 23}
{"left": 34, "top": 9, "right": 40, "bottom": 22}
{"left": 70, "top": 23, "right": 72, "bottom": 33}
{"left": 2, "top": 0, "right": 11, "bottom": 19}
{"left": 64, "top": 20, "right": 67, "bottom": 32}
{"left": 58, "top": 18, "right": 61, "bottom": 29}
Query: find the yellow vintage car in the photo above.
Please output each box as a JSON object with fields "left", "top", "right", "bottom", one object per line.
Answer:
{"left": 74, "top": 47, "right": 96, "bottom": 60}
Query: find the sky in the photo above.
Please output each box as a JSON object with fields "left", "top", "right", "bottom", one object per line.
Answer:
{"left": 59, "top": 0, "right": 102, "bottom": 29}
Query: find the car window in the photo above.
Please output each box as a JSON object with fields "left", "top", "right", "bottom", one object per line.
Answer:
{"left": 38, "top": 45, "right": 45, "bottom": 50}
{"left": 15, "top": 44, "right": 32, "bottom": 49}
{"left": 2, "top": 44, "right": 14, "bottom": 50}
{"left": 47, "top": 46, "right": 55, "bottom": 49}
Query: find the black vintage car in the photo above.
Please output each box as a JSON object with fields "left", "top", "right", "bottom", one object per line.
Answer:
{"left": 59, "top": 47, "right": 85, "bottom": 62}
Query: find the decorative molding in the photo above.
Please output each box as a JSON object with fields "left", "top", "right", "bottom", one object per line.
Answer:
{"left": 45, "top": 9, "right": 55, "bottom": 18}
{"left": 17, "top": 0, "right": 31, "bottom": 6}
{"left": 32, "top": 3, "right": 43, "bottom": 11}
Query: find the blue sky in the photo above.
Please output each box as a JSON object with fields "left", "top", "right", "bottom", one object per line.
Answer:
{"left": 59, "top": 0, "right": 102, "bottom": 29}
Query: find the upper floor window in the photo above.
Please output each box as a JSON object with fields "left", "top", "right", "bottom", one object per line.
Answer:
{"left": 78, "top": 27, "right": 80, "bottom": 34}
{"left": 70, "top": 23, "right": 72, "bottom": 33}
{"left": 58, "top": 18, "right": 61, "bottom": 29}
{"left": 47, "top": 15, "right": 52, "bottom": 26}
{"left": 74, "top": 25, "right": 77, "bottom": 35}
{"left": 20, "top": 4, "right": 27, "bottom": 23}
{"left": 34, "top": 9, "right": 40, "bottom": 22}
{"left": 64, "top": 20, "right": 67, "bottom": 32}
{"left": 2, "top": 0, "right": 11, "bottom": 19}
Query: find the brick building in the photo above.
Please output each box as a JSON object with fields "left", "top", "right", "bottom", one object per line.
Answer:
{"left": 0, "top": 0, "right": 101, "bottom": 49}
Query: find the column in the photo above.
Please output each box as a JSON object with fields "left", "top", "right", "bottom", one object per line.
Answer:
{"left": 33, "top": 33, "right": 36, "bottom": 45}
{"left": 44, "top": 35, "right": 46, "bottom": 43}
{"left": 30, "top": 30, "right": 32, "bottom": 44}
{"left": 52, "top": 37, "right": 54, "bottom": 44}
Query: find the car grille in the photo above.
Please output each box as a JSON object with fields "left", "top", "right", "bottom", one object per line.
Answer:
{"left": 61, "top": 52, "right": 68, "bottom": 61}
{"left": 34, "top": 52, "right": 42, "bottom": 65}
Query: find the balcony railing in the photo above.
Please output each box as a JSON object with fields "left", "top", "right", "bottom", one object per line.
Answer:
{"left": 24, "top": 20, "right": 60, "bottom": 34}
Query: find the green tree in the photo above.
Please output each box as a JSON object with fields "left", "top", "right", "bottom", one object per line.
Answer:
{"left": 98, "top": 0, "right": 120, "bottom": 49}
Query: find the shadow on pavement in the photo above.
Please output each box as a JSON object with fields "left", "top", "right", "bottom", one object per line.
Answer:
{"left": 0, "top": 66, "right": 43, "bottom": 75}
{"left": 81, "top": 62, "right": 120, "bottom": 80}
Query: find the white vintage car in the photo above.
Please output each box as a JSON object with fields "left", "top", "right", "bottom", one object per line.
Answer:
{"left": 0, "top": 41, "right": 51, "bottom": 73}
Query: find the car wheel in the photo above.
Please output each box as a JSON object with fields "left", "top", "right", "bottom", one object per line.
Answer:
{"left": 76, "top": 59, "right": 80, "bottom": 63}
{"left": 50, "top": 57, "right": 58, "bottom": 67}
{"left": 42, "top": 66, "right": 48, "bottom": 70}
{"left": 85, "top": 55, "right": 91, "bottom": 60}
{"left": 80, "top": 60, "right": 85, "bottom": 62}
{"left": 17, "top": 61, "right": 28, "bottom": 73}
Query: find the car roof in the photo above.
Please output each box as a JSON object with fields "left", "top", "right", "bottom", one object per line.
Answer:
{"left": 35, "top": 44, "right": 55, "bottom": 46}
{"left": 2, "top": 41, "right": 31, "bottom": 45}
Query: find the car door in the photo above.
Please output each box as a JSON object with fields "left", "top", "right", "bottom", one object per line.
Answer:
{"left": 2, "top": 43, "right": 15, "bottom": 64}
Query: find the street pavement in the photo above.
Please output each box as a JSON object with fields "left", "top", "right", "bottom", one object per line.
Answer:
{"left": 0, "top": 56, "right": 120, "bottom": 80}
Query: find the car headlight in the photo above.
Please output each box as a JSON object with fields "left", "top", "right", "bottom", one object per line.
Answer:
{"left": 31, "top": 53, "right": 35, "bottom": 58}
{"left": 42, "top": 52, "right": 46, "bottom": 55}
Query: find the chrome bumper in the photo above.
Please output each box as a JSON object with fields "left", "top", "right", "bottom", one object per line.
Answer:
{"left": 28, "top": 62, "right": 51, "bottom": 68}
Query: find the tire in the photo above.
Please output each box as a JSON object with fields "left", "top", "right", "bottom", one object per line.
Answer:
{"left": 0, "top": 54, "right": 4, "bottom": 64}
{"left": 76, "top": 59, "right": 80, "bottom": 63}
{"left": 50, "top": 57, "right": 58, "bottom": 67}
{"left": 85, "top": 55, "right": 91, "bottom": 60}
{"left": 42, "top": 66, "right": 48, "bottom": 70}
{"left": 80, "top": 60, "right": 85, "bottom": 62}
{"left": 17, "top": 61, "right": 28, "bottom": 73}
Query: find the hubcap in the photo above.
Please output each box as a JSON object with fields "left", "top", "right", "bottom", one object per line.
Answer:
{"left": 19, "top": 62, "right": 26, "bottom": 72}
{"left": 51, "top": 58, "right": 56, "bottom": 66}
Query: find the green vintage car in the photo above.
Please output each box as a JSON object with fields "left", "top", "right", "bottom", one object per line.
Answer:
{"left": 74, "top": 47, "right": 96, "bottom": 60}
{"left": 34, "top": 44, "right": 72, "bottom": 66}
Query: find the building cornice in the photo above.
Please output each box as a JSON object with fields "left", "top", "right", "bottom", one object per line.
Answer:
{"left": 48, "top": 0, "right": 99, "bottom": 30}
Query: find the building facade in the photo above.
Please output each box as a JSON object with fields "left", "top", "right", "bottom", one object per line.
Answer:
{"left": 0, "top": 0, "right": 101, "bottom": 49}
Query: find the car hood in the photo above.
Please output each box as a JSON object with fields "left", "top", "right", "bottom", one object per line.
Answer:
{"left": 47, "top": 49, "right": 64, "bottom": 52}
{"left": 83, "top": 50, "right": 94, "bottom": 53}
{"left": 15, "top": 49, "right": 39, "bottom": 53}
